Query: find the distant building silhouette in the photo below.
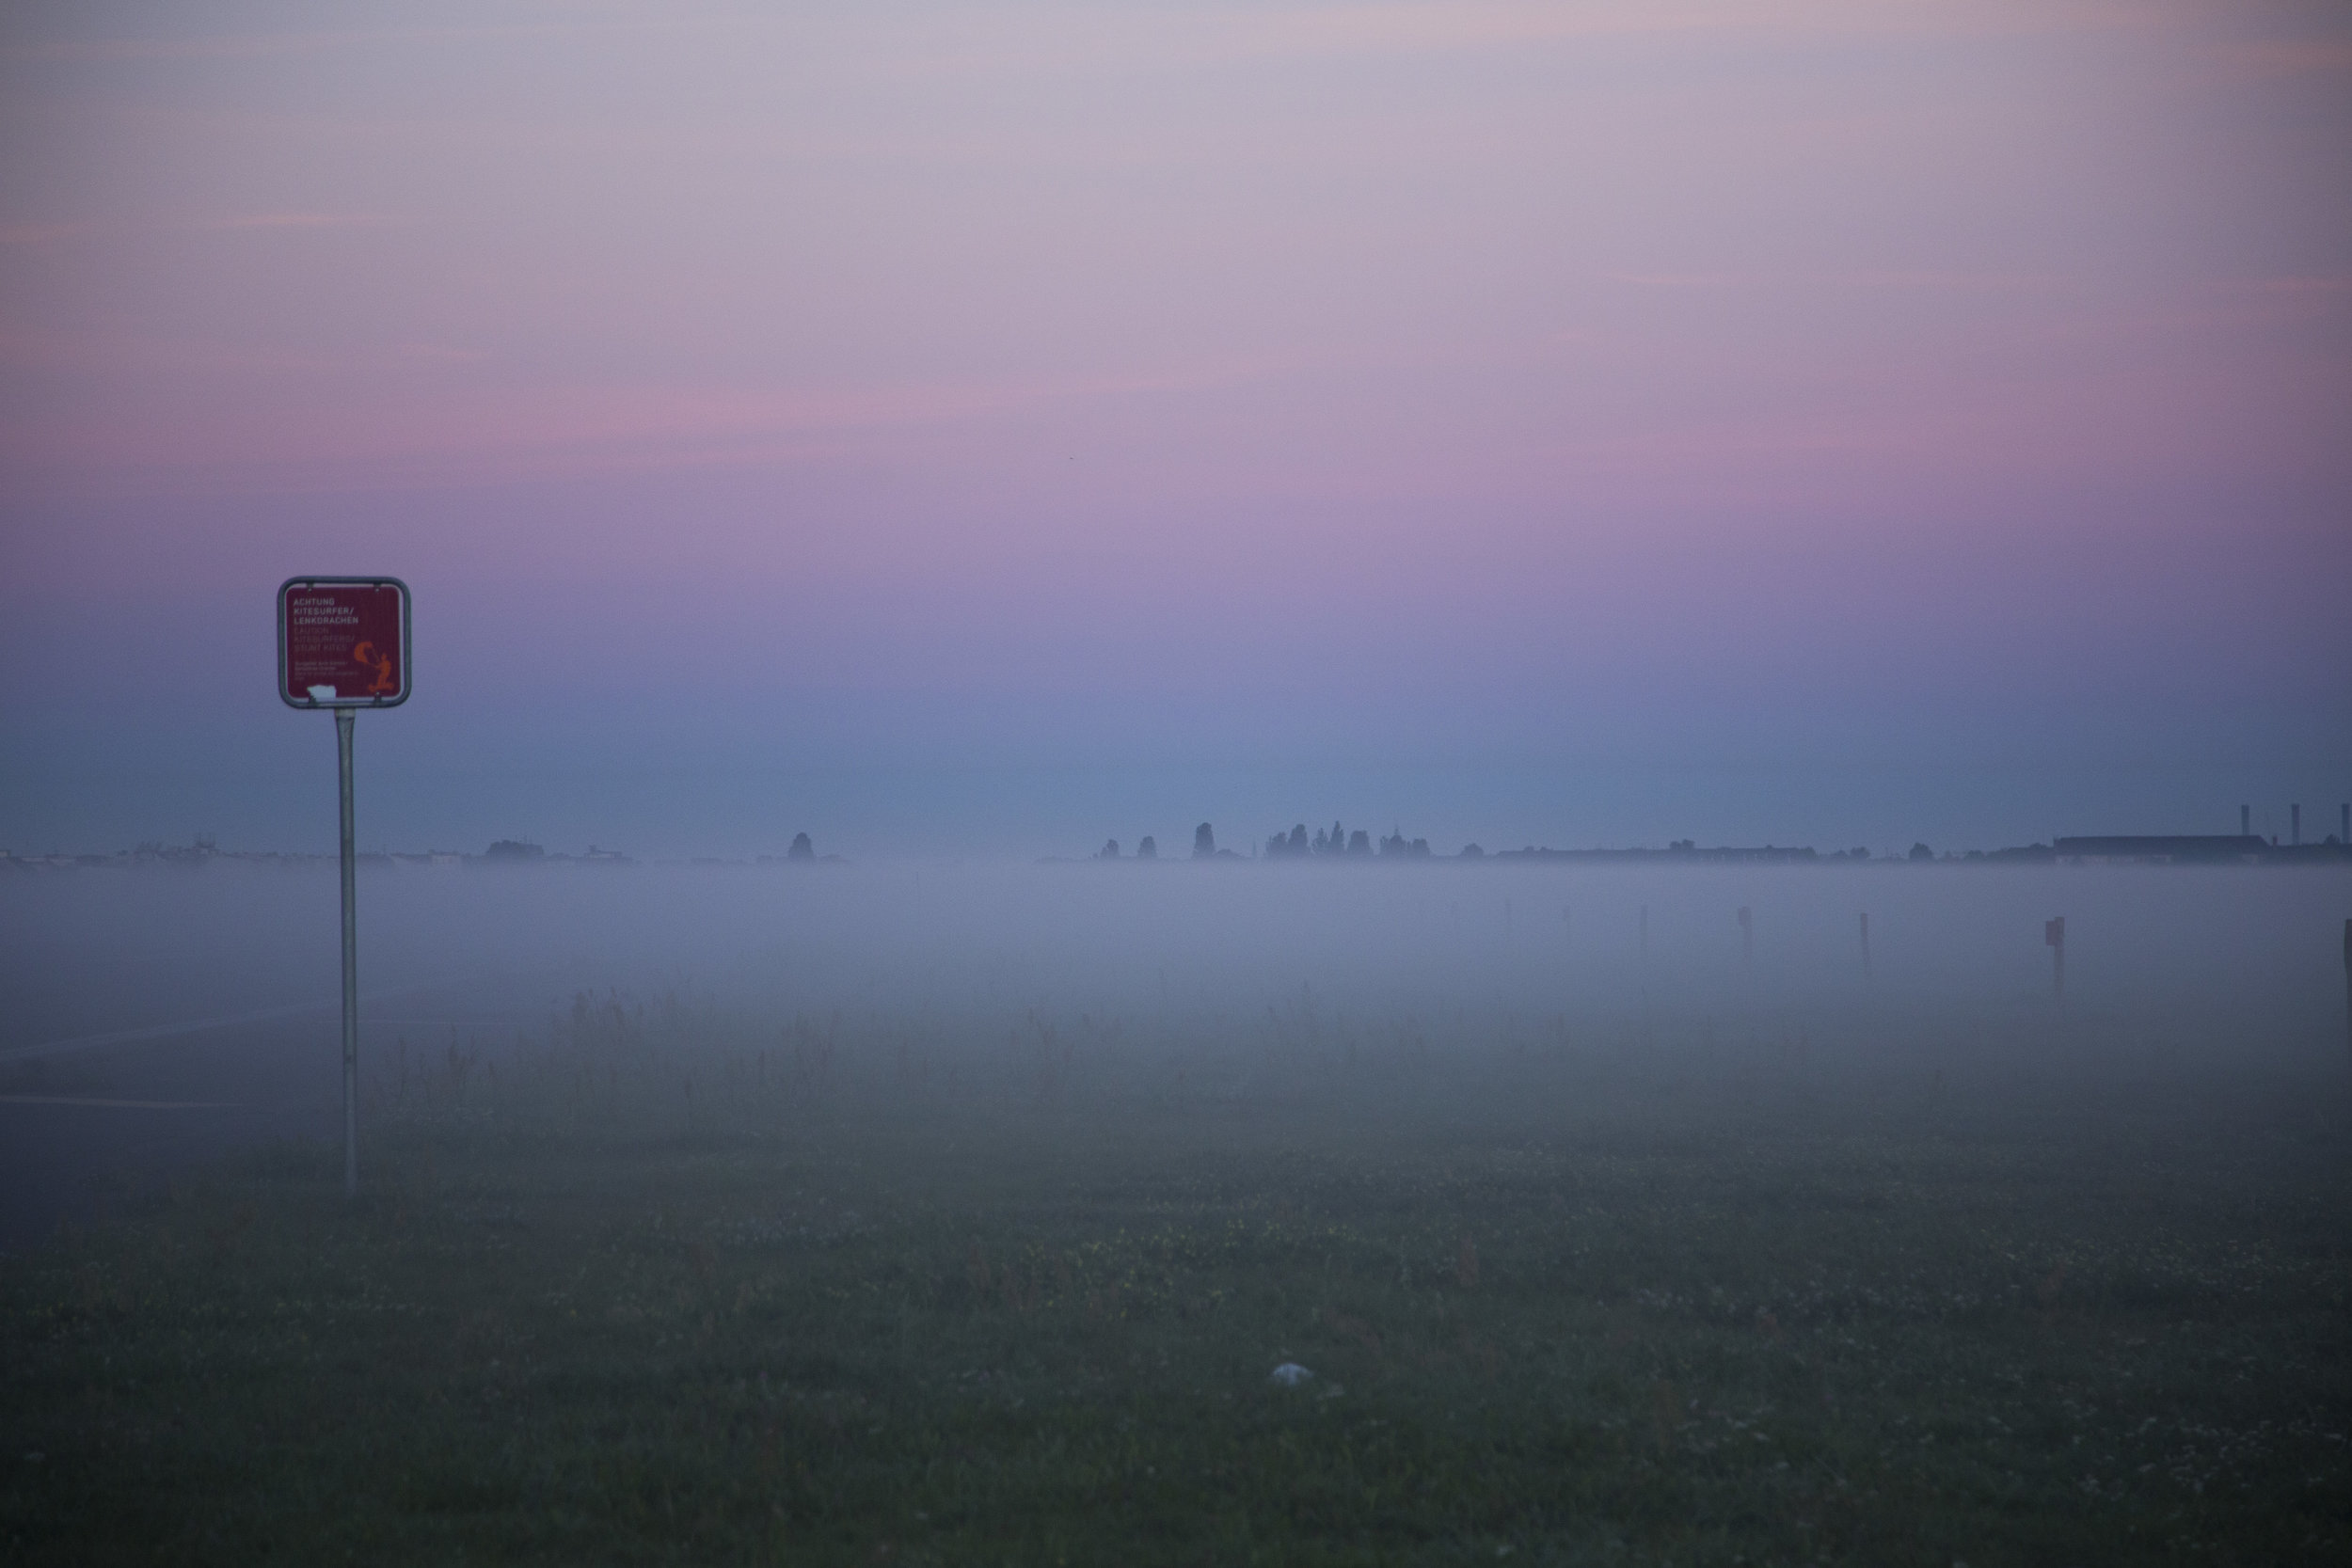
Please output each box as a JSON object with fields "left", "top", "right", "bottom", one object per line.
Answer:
{"left": 2052, "top": 835, "right": 2267, "bottom": 865}
{"left": 1193, "top": 823, "right": 1216, "bottom": 859}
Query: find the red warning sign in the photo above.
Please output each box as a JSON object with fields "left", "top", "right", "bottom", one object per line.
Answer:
{"left": 278, "top": 578, "right": 410, "bottom": 707}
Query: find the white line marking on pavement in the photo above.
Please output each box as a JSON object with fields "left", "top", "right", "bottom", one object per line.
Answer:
{"left": 0, "top": 1095, "right": 242, "bottom": 1109}
{"left": 0, "top": 984, "right": 433, "bottom": 1065}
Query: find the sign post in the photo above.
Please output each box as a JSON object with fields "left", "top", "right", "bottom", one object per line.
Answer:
{"left": 278, "top": 578, "right": 409, "bottom": 1196}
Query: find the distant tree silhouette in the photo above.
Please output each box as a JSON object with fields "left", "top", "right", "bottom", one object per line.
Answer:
{"left": 787, "top": 832, "right": 815, "bottom": 862}
{"left": 1193, "top": 823, "right": 1216, "bottom": 859}
{"left": 1264, "top": 821, "right": 1442, "bottom": 860}
{"left": 1459, "top": 843, "right": 1485, "bottom": 858}
{"left": 1909, "top": 842, "right": 1933, "bottom": 862}
{"left": 1264, "top": 824, "right": 1314, "bottom": 858}
{"left": 1098, "top": 839, "right": 1120, "bottom": 859}
{"left": 484, "top": 840, "right": 543, "bottom": 861}
{"left": 1136, "top": 835, "right": 1157, "bottom": 859}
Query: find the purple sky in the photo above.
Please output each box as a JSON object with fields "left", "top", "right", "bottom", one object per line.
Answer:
{"left": 3, "top": 1, "right": 2347, "bottom": 858}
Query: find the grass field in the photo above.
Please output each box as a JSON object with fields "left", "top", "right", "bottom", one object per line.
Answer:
{"left": 6, "top": 978, "right": 2349, "bottom": 1566}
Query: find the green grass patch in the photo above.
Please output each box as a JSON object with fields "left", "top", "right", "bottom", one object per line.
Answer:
{"left": 6, "top": 1015, "right": 2349, "bottom": 1564}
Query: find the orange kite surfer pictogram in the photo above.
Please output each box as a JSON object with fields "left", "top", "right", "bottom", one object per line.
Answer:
{"left": 352, "top": 641, "right": 398, "bottom": 695}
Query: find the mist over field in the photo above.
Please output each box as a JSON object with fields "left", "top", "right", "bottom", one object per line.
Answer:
{"left": 9, "top": 857, "right": 2347, "bottom": 1053}
{"left": 8, "top": 856, "right": 2351, "bottom": 1561}
{"left": 9, "top": 857, "right": 2347, "bottom": 1175}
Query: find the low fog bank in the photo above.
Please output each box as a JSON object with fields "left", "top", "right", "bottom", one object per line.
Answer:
{"left": 8, "top": 859, "right": 2347, "bottom": 1081}
{"left": 6, "top": 858, "right": 2347, "bottom": 1247}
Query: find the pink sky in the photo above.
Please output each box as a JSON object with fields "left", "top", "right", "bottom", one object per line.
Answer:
{"left": 2, "top": 0, "right": 2347, "bottom": 854}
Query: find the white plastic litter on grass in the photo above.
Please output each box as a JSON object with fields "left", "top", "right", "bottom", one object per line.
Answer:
{"left": 1269, "top": 1362, "right": 1314, "bottom": 1386}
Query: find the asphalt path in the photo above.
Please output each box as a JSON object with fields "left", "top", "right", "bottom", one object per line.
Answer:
{"left": 0, "top": 996, "right": 522, "bottom": 1252}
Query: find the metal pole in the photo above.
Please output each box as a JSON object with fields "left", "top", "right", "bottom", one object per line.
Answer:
{"left": 1636, "top": 904, "right": 1649, "bottom": 1032}
{"left": 337, "top": 707, "right": 358, "bottom": 1197}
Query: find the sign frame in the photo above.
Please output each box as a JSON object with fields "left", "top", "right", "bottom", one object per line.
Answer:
{"left": 278, "top": 577, "right": 412, "bottom": 709}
